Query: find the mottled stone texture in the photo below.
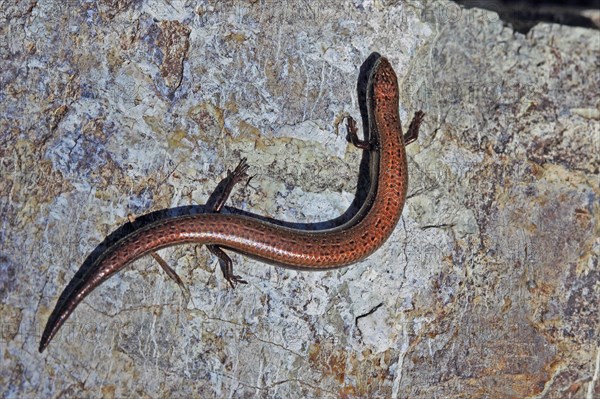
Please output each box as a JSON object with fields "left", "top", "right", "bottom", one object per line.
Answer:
{"left": 0, "top": 1, "right": 598, "bottom": 398}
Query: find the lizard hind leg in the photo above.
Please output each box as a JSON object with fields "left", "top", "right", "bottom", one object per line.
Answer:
{"left": 208, "top": 158, "right": 252, "bottom": 288}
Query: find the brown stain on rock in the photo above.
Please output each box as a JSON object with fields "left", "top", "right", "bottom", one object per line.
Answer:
{"left": 157, "top": 21, "right": 191, "bottom": 94}
{"left": 0, "top": 139, "right": 73, "bottom": 226}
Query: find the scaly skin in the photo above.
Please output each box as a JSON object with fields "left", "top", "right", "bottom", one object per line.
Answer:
{"left": 39, "top": 56, "right": 424, "bottom": 353}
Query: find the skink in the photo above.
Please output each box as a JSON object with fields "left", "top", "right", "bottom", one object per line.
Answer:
{"left": 39, "top": 54, "right": 424, "bottom": 352}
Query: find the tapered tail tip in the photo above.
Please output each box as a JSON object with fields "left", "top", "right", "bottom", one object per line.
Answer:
{"left": 39, "top": 328, "right": 53, "bottom": 353}
{"left": 39, "top": 339, "right": 48, "bottom": 353}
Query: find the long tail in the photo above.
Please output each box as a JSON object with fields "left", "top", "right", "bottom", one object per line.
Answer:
{"left": 39, "top": 252, "right": 114, "bottom": 353}
{"left": 39, "top": 229, "right": 155, "bottom": 353}
{"left": 39, "top": 215, "right": 216, "bottom": 352}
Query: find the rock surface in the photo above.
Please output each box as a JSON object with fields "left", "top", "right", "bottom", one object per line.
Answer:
{"left": 1, "top": 1, "right": 598, "bottom": 398}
